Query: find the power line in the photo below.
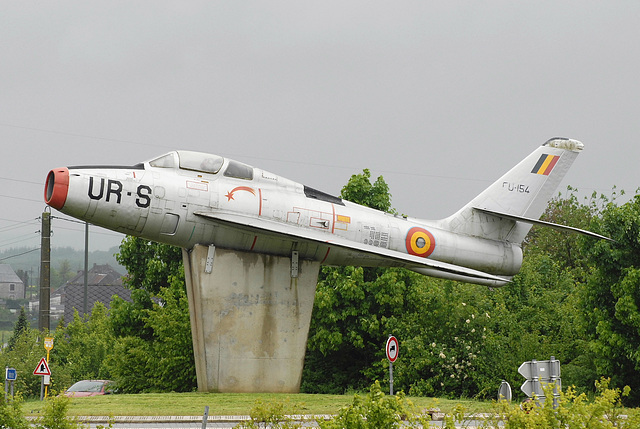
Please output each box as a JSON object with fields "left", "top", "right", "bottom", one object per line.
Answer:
{"left": 0, "top": 216, "right": 38, "bottom": 223}
{"left": 0, "top": 176, "right": 41, "bottom": 186}
{"left": 0, "top": 121, "right": 625, "bottom": 196}
{"left": 0, "top": 247, "right": 40, "bottom": 261}
{"left": 49, "top": 221, "right": 124, "bottom": 239}
{"left": 50, "top": 215, "right": 86, "bottom": 225}
{"left": 50, "top": 216, "right": 124, "bottom": 237}
{"left": 0, "top": 232, "right": 39, "bottom": 248}
{"left": 0, "top": 121, "right": 173, "bottom": 150}
{"left": 0, "top": 120, "right": 492, "bottom": 185}
{"left": 0, "top": 193, "right": 41, "bottom": 203}
{"left": 0, "top": 219, "right": 39, "bottom": 233}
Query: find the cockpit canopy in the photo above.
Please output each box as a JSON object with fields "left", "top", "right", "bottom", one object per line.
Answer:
{"left": 149, "top": 151, "right": 253, "bottom": 180}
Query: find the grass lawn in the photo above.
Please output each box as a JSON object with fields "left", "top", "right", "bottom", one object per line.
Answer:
{"left": 23, "top": 392, "right": 494, "bottom": 417}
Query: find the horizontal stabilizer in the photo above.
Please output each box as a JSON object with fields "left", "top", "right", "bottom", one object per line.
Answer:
{"left": 473, "top": 207, "right": 614, "bottom": 242}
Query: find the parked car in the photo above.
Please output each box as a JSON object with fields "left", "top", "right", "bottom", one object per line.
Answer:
{"left": 64, "top": 380, "right": 115, "bottom": 397}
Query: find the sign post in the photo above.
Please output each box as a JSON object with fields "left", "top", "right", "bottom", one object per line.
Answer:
{"left": 44, "top": 337, "right": 54, "bottom": 356}
{"left": 34, "top": 357, "right": 52, "bottom": 401}
{"left": 43, "top": 337, "right": 54, "bottom": 399}
{"left": 385, "top": 336, "right": 398, "bottom": 395}
{"left": 518, "top": 356, "right": 561, "bottom": 407}
{"left": 498, "top": 380, "right": 512, "bottom": 402}
{"left": 5, "top": 367, "right": 16, "bottom": 402}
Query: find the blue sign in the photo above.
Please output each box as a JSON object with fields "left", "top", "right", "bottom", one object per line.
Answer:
{"left": 5, "top": 368, "right": 16, "bottom": 381}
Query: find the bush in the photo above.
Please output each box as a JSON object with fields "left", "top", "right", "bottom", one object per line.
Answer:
{"left": 235, "top": 399, "right": 303, "bottom": 429}
{"left": 32, "top": 395, "right": 82, "bottom": 429}
{"left": 237, "top": 380, "right": 640, "bottom": 429}
{"left": 484, "top": 378, "right": 640, "bottom": 429}
{"left": 319, "top": 381, "right": 430, "bottom": 429}
{"left": 0, "top": 389, "right": 29, "bottom": 429}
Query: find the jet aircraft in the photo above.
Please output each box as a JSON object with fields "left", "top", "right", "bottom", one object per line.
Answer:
{"left": 44, "top": 137, "right": 606, "bottom": 287}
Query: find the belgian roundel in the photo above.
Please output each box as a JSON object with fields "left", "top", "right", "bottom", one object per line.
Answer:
{"left": 405, "top": 227, "right": 436, "bottom": 258}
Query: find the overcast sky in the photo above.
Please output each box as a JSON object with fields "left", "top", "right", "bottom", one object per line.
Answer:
{"left": 1, "top": 1, "right": 639, "bottom": 258}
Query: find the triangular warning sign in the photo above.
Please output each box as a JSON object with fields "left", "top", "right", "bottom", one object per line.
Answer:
{"left": 33, "top": 357, "right": 51, "bottom": 376}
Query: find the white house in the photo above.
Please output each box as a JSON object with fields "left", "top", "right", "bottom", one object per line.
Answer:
{"left": 0, "top": 264, "right": 25, "bottom": 300}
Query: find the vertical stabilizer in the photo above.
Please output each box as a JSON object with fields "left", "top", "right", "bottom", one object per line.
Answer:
{"left": 443, "top": 138, "right": 583, "bottom": 244}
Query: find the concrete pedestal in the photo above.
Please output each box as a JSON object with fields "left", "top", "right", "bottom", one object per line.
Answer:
{"left": 183, "top": 245, "right": 320, "bottom": 393}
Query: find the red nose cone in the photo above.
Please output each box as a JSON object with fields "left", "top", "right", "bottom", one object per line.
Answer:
{"left": 45, "top": 168, "right": 69, "bottom": 210}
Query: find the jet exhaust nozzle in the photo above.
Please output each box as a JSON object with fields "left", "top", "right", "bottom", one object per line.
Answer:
{"left": 45, "top": 168, "right": 69, "bottom": 210}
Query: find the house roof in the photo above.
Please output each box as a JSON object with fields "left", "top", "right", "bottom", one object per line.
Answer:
{"left": 53, "top": 263, "right": 131, "bottom": 322}
{"left": 65, "top": 263, "right": 123, "bottom": 287}
{"left": 61, "top": 284, "right": 132, "bottom": 321}
{"left": 0, "top": 264, "right": 23, "bottom": 284}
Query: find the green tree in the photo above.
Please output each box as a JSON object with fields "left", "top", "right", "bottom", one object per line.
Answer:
{"left": 340, "top": 169, "right": 393, "bottom": 213}
{"left": 581, "top": 192, "right": 640, "bottom": 405}
{"left": 116, "top": 236, "right": 183, "bottom": 295}
{"left": 0, "top": 327, "right": 47, "bottom": 398}
{"left": 304, "top": 266, "right": 426, "bottom": 392}
{"left": 143, "top": 271, "right": 196, "bottom": 391}
{"left": 7, "top": 307, "right": 28, "bottom": 351}
{"left": 304, "top": 174, "right": 613, "bottom": 400}
{"left": 303, "top": 170, "right": 409, "bottom": 392}
{"left": 524, "top": 187, "right": 616, "bottom": 276}
{"left": 110, "top": 236, "right": 183, "bottom": 341}
{"left": 51, "top": 260, "right": 75, "bottom": 289}
{"left": 397, "top": 281, "right": 494, "bottom": 398}
{"left": 52, "top": 303, "right": 114, "bottom": 384}
{"left": 107, "top": 236, "right": 195, "bottom": 392}
{"left": 491, "top": 188, "right": 618, "bottom": 398}
{"left": 475, "top": 251, "right": 594, "bottom": 398}
{"left": 104, "top": 336, "right": 153, "bottom": 393}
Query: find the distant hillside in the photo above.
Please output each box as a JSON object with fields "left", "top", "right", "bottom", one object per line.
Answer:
{"left": 0, "top": 246, "right": 124, "bottom": 288}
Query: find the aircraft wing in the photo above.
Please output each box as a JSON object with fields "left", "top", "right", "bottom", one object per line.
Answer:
{"left": 194, "top": 211, "right": 511, "bottom": 285}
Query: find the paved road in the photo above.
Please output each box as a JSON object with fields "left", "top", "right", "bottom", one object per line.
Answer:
{"left": 81, "top": 415, "right": 317, "bottom": 429}
{"left": 76, "top": 415, "right": 486, "bottom": 428}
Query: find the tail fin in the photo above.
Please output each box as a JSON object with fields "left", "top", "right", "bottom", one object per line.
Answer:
{"left": 443, "top": 138, "right": 584, "bottom": 244}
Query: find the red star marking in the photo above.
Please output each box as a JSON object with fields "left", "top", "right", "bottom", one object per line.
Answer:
{"left": 225, "top": 186, "right": 256, "bottom": 201}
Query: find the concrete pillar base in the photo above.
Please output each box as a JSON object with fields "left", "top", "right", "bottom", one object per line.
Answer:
{"left": 183, "top": 245, "right": 320, "bottom": 393}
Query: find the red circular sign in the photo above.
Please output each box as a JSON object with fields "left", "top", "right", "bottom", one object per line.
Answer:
{"left": 405, "top": 227, "right": 436, "bottom": 258}
{"left": 386, "top": 336, "right": 399, "bottom": 363}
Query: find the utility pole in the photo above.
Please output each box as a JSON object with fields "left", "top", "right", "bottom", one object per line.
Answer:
{"left": 83, "top": 222, "right": 89, "bottom": 316}
{"left": 38, "top": 211, "right": 51, "bottom": 332}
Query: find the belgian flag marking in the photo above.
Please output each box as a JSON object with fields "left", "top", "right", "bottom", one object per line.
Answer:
{"left": 531, "top": 154, "right": 560, "bottom": 175}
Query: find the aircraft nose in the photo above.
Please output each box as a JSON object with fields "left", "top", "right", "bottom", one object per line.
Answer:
{"left": 44, "top": 168, "right": 69, "bottom": 210}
